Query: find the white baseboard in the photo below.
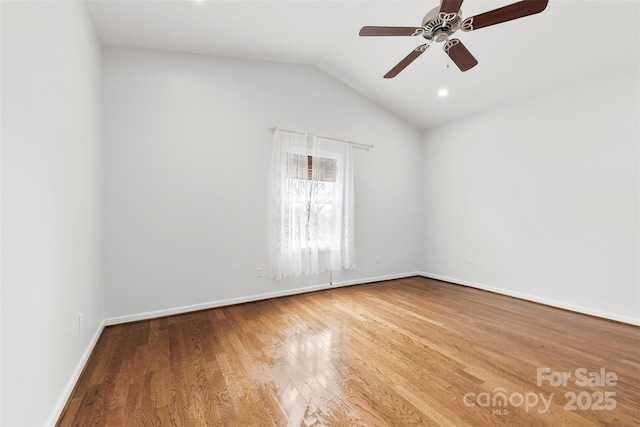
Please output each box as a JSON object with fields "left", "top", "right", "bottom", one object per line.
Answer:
{"left": 104, "top": 271, "right": 422, "bottom": 326}
{"left": 419, "top": 272, "right": 640, "bottom": 327}
{"left": 46, "top": 319, "right": 106, "bottom": 427}
{"left": 332, "top": 271, "right": 422, "bottom": 288}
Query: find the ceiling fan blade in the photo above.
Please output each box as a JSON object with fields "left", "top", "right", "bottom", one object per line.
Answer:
{"left": 359, "top": 26, "right": 424, "bottom": 37}
{"left": 440, "top": 0, "right": 464, "bottom": 15}
{"left": 461, "top": 0, "right": 548, "bottom": 31}
{"left": 384, "top": 44, "right": 429, "bottom": 78}
{"left": 443, "top": 39, "right": 478, "bottom": 72}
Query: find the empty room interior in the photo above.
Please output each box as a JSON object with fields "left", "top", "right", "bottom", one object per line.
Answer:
{"left": 1, "top": 0, "right": 639, "bottom": 426}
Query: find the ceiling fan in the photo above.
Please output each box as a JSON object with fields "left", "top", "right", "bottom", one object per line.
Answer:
{"left": 359, "top": 0, "right": 549, "bottom": 78}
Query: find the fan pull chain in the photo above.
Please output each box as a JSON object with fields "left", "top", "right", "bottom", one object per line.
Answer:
{"left": 444, "top": 38, "right": 450, "bottom": 69}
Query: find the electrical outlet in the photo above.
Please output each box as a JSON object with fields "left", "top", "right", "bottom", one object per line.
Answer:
{"left": 256, "top": 268, "right": 263, "bottom": 278}
{"left": 78, "top": 313, "right": 83, "bottom": 331}
{"left": 468, "top": 258, "right": 474, "bottom": 267}
{"left": 377, "top": 256, "right": 382, "bottom": 264}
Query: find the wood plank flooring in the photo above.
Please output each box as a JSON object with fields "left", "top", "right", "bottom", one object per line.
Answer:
{"left": 57, "top": 277, "right": 640, "bottom": 426}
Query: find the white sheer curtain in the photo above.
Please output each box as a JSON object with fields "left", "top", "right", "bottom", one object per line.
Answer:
{"left": 269, "top": 129, "right": 355, "bottom": 279}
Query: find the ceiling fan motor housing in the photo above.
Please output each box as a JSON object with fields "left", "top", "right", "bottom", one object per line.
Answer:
{"left": 421, "top": 6, "right": 462, "bottom": 42}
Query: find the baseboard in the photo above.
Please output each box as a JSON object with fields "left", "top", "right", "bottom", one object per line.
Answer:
{"left": 46, "top": 319, "right": 106, "bottom": 427}
{"left": 331, "top": 271, "right": 422, "bottom": 288}
{"left": 104, "top": 271, "right": 422, "bottom": 326}
{"left": 419, "top": 271, "right": 640, "bottom": 326}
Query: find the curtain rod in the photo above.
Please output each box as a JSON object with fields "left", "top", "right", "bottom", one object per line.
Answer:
{"left": 271, "top": 127, "right": 374, "bottom": 149}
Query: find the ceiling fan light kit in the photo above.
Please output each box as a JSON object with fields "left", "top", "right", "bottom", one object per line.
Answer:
{"left": 359, "top": 0, "right": 549, "bottom": 78}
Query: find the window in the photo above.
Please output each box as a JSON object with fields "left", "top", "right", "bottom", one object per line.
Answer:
{"left": 286, "top": 153, "right": 337, "bottom": 249}
{"left": 269, "top": 130, "right": 355, "bottom": 279}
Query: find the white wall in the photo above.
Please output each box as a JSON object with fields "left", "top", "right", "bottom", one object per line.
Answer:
{"left": 421, "top": 64, "right": 640, "bottom": 324}
{"left": 103, "top": 47, "right": 423, "bottom": 320}
{"left": 1, "top": 1, "right": 104, "bottom": 426}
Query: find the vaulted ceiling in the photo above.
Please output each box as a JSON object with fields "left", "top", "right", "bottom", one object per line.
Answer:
{"left": 87, "top": 0, "right": 640, "bottom": 129}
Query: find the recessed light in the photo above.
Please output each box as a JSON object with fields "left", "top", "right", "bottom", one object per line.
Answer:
{"left": 438, "top": 88, "right": 449, "bottom": 97}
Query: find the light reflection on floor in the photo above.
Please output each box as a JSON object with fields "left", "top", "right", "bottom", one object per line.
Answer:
{"left": 267, "top": 316, "right": 363, "bottom": 426}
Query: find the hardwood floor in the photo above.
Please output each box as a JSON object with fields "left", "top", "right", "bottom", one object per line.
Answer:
{"left": 57, "top": 277, "right": 640, "bottom": 426}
